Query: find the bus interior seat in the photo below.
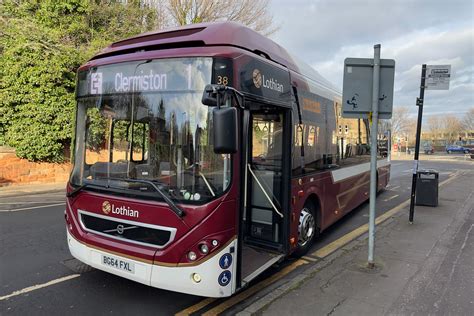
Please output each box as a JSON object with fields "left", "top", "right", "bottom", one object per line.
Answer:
{"left": 135, "top": 164, "right": 157, "bottom": 179}
{"left": 159, "top": 162, "right": 171, "bottom": 176}
{"left": 90, "top": 161, "right": 135, "bottom": 179}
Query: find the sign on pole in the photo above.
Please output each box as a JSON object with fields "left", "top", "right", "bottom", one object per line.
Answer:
{"left": 425, "top": 65, "right": 451, "bottom": 90}
{"left": 342, "top": 45, "right": 396, "bottom": 269}
{"left": 342, "top": 58, "right": 395, "bottom": 119}
{"left": 409, "top": 64, "right": 451, "bottom": 223}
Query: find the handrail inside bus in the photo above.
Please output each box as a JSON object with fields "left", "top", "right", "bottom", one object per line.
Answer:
{"left": 247, "top": 164, "right": 284, "bottom": 218}
{"left": 199, "top": 172, "right": 216, "bottom": 197}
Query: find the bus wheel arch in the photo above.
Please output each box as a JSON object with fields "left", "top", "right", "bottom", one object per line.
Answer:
{"left": 293, "top": 194, "right": 321, "bottom": 257}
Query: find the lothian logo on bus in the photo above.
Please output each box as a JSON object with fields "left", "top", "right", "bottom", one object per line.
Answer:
{"left": 102, "top": 201, "right": 139, "bottom": 218}
{"left": 252, "top": 68, "right": 283, "bottom": 93}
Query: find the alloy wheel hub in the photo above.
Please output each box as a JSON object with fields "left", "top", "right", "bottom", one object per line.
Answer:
{"left": 298, "top": 208, "right": 315, "bottom": 246}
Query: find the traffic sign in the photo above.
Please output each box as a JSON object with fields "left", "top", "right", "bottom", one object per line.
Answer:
{"left": 425, "top": 65, "right": 451, "bottom": 90}
{"left": 342, "top": 58, "right": 395, "bottom": 119}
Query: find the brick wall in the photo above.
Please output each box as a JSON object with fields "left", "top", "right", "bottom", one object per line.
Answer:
{"left": 0, "top": 153, "right": 71, "bottom": 187}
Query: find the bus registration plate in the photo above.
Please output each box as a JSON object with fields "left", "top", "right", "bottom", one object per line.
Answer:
{"left": 102, "top": 254, "right": 135, "bottom": 274}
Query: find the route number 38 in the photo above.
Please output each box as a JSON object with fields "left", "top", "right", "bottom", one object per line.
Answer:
{"left": 216, "top": 75, "right": 229, "bottom": 86}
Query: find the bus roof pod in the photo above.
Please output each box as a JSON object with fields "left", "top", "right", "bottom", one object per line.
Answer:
{"left": 92, "top": 22, "right": 296, "bottom": 70}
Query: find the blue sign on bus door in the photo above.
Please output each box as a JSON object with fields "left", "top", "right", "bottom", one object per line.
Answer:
{"left": 218, "top": 270, "right": 231, "bottom": 286}
{"left": 219, "top": 253, "right": 232, "bottom": 269}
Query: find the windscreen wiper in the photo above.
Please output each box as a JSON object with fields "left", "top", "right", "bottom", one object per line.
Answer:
{"left": 113, "top": 178, "right": 185, "bottom": 218}
{"left": 67, "top": 183, "right": 104, "bottom": 198}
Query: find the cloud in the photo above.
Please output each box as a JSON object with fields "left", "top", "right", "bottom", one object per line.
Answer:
{"left": 269, "top": 0, "right": 474, "bottom": 117}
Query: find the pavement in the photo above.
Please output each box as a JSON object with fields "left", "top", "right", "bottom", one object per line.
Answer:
{"left": 0, "top": 182, "right": 66, "bottom": 198}
{"left": 392, "top": 152, "right": 473, "bottom": 162}
{"left": 237, "top": 169, "right": 474, "bottom": 315}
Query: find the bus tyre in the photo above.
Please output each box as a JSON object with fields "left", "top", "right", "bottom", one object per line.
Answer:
{"left": 293, "top": 203, "right": 319, "bottom": 257}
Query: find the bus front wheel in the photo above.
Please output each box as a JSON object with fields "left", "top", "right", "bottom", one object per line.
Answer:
{"left": 293, "top": 202, "right": 319, "bottom": 257}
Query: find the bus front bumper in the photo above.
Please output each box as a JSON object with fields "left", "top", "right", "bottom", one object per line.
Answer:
{"left": 67, "top": 230, "right": 237, "bottom": 297}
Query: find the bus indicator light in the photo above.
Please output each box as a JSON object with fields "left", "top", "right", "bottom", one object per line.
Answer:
{"left": 187, "top": 251, "right": 197, "bottom": 261}
{"left": 199, "top": 244, "right": 209, "bottom": 254}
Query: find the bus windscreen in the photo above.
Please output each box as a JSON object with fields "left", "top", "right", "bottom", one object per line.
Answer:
{"left": 71, "top": 58, "right": 231, "bottom": 204}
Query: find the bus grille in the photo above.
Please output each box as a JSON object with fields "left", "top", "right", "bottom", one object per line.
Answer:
{"left": 79, "top": 211, "right": 175, "bottom": 248}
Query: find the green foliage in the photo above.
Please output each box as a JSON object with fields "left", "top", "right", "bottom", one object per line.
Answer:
{"left": 0, "top": 0, "right": 158, "bottom": 161}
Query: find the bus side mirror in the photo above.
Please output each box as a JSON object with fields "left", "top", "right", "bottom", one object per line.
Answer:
{"left": 213, "top": 107, "right": 238, "bottom": 154}
{"left": 202, "top": 84, "right": 221, "bottom": 107}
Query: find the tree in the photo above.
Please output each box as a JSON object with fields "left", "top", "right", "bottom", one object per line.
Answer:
{"left": 426, "top": 115, "right": 443, "bottom": 140}
{"left": 462, "top": 107, "right": 474, "bottom": 131}
{"left": 442, "top": 115, "right": 463, "bottom": 144}
{"left": 164, "top": 0, "right": 278, "bottom": 35}
{"left": 390, "top": 106, "right": 411, "bottom": 137}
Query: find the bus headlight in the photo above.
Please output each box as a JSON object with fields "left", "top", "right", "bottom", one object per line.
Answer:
{"left": 192, "top": 273, "right": 202, "bottom": 283}
{"left": 187, "top": 251, "right": 197, "bottom": 261}
{"left": 199, "top": 243, "right": 209, "bottom": 254}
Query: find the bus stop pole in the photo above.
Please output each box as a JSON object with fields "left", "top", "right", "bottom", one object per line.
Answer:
{"left": 368, "top": 44, "right": 381, "bottom": 268}
{"left": 409, "top": 64, "right": 427, "bottom": 223}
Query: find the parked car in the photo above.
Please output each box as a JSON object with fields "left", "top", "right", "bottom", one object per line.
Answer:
{"left": 423, "top": 144, "right": 434, "bottom": 154}
{"left": 445, "top": 145, "right": 470, "bottom": 154}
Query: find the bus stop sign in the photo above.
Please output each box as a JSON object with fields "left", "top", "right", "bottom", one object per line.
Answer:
{"left": 425, "top": 65, "right": 451, "bottom": 90}
{"left": 342, "top": 58, "right": 395, "bottom": 119}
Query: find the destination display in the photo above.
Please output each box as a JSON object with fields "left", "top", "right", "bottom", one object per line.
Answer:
{"left": 76, "top": 57, "right": 213, "bottom": 97}
{"left": 298, "top": 90, "right": 329, "bottom": 123}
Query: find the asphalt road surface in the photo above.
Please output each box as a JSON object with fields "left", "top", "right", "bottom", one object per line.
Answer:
{"left": 1, "top": 159, "right": 472, "bottom": 315}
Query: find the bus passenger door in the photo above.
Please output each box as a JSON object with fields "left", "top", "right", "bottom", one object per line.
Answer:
{"left": 239, "top": 105, "right": 291, "bottom": 286}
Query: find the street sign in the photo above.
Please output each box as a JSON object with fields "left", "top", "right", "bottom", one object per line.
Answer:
{"left": 425, "top": 65, "right": 451, "bottom": 90}
{"left": 342, "top": 58, "right": 395, "bottom": 119}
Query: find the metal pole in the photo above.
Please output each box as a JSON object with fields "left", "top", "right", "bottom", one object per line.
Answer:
{"left": 388, "top": 130, "right": 391, "bottom": 162}
{"left": 409, "top": 64, "right": 427, "bottom": 223}
{"left": 368, "top": 44, "right": 381, "bottom": 268}
{"left": 406, "top": 135, "right": 408, "bottom": 155}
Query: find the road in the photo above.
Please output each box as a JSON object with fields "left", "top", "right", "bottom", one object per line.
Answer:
{"left": 1, "top": 158, "right": 472, "bottom": 315}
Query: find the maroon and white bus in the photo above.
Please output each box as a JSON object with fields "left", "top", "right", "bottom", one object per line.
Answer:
{"left": 66, "top": 22, "right": 390, "bottom": 297}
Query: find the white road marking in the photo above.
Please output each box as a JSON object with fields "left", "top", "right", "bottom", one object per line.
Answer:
{"left": 0, "top": 203, "right": 66, "bottom": 212}
{"left": 388, "top": 185, "right": 400, "bottom": 191}
{"left": 0, "top": 201, "right": 65, "bottom": 205}
{"left": 383, "top": 194, "right": 399, "bottom": 202}
{"left": 0, "top": 274, "right": 80, "bottom": 301}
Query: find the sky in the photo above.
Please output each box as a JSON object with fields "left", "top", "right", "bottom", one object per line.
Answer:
{"left": 268, "top": 0, "right": 474, "bottom": 118}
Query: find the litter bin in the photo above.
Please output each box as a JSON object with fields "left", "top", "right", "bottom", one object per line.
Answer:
{"left": 415, "top": 169, "right": 438, "bottom": 206}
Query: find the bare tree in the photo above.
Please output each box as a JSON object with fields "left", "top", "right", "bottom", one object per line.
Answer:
{"left": 156, "top": 0, "right": 278, "bottom": 35}
{"left": 442, "top": 115, "right": 463, "bottom": 144}
{"left": 390, "top": 106, "right": 411, "bottom": 137}
{"left": 461, "top": 107, "right": 474, "bottom": 131}
{"left": 406, "top": 117, "right": 418, "bottom": 146}
{"left": 426, "top": 115, "right": 443, "bottom": 140}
